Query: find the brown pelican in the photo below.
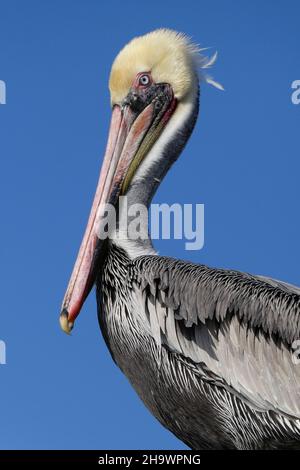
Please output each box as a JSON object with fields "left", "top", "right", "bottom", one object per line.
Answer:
{"left": 60, "top": 29, "right": 300, "bottom": 449}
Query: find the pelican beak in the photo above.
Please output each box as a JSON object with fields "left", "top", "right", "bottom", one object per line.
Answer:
{"left": 60, "top": 84, "right": 176, "bottom": 333}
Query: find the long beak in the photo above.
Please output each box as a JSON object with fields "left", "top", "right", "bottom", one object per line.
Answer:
{"left": 59, "top": 102, "right": 156, "bottom": 334}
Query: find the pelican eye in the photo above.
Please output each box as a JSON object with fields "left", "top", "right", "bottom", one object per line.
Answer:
{"left": 139, "top": 74, "right": 150, "bottom": 86}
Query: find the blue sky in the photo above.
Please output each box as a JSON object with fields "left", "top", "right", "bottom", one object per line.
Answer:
{"left": 0, "top": 0, "right": 299, "bottom": 449}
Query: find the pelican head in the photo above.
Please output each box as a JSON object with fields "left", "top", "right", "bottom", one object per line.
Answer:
{"left": 109, "top": 29, "right": 200, "bottom": 105}
{"left": 60, "top": 29, "right": 219, "bottom": 333}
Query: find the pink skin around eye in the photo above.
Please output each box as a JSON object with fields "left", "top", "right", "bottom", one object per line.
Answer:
{"left": 132, "top": 72, "right": 153, "bottom": 89}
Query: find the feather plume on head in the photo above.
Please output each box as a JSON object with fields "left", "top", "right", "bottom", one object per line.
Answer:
{"left": 109, "top": 29, "right": 223, "bottom": 105}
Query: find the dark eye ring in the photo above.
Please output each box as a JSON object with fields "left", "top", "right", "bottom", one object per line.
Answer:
{"left": 139, "top": 74, "right": 150, "bottom": 86}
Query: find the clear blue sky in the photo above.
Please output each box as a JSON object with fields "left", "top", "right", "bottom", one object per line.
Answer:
{"left": 0, "top": 0, "right": 299, "bottom": 450}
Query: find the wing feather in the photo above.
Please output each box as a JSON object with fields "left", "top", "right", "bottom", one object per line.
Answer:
{"left": 131, "top": 255, "right": 300, "bottom": 417}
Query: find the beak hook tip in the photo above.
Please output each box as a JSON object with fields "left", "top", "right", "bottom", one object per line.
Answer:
{"left": 59, "top": 308, "right": 74, "bottom": 335}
